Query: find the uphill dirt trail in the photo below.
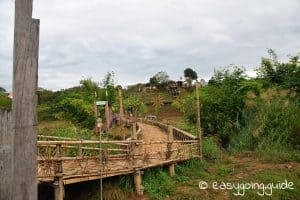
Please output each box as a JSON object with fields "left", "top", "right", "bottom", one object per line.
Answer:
{"left": 138, "top": 123, "right": 168, "bottom": 142}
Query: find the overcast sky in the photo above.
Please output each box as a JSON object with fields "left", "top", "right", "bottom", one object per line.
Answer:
{"left": 1, "top": 0, "right": 299, "bottom": 91}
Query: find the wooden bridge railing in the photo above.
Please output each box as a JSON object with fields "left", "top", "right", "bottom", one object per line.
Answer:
{"left": 36, "top": 120, "right": 200, "bottom": 198}
{"left": 37, "top": 139, "right": 199, "bottom": 182}
{"left": 139, "top": 118, "right": 197, "bottom": 140}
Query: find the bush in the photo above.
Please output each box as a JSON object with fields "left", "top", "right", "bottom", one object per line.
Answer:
{"left": 229, "top": 88, "right": 300, "bottom": 161}
{"left": 143, "top": 168, "right": 175, "bottom": 200}
{"left": 0, "top": 93, "right": 11, "bottom": 109}
{"left": 202, "top": 137, "right": 223, "bottom": 161}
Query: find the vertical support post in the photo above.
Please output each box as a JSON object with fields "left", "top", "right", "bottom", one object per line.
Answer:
{"left": 167, "top": 124, "right": 173, "bottom": 143}
{"left": 168, "top": 163, "right": 175, "bottom": 177}
{"left": 76, "top": 130, "right": 82, "bottom": 157}
{"left": 118, "top": 87, "right": 125, "bottom": 140}
{"left": 167, "top": 124, "right": 175, "bottom": 176}
{"left": 93, "top": 101, "right": 99, "bottom": 134}
{"left": 54, "top": 144, "right": 64, "bottom": 200}
{"left": 132, "top": 122, "right": 137, "bottom": 140}
{"left": 134, "top": 170, "right": 143, "bottom": 196}
{"left": 0, "top": 110, "right": 13, "bottom": 200}
{"left": 12, "top": 0, "right": 39, "bottom": 198}
{"left": 195, "top": 81, "right": 202, "bottom": 160}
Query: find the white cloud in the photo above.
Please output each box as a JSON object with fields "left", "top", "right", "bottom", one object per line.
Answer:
{"left": 0, "top": 0, "right": 299, "bottom": 91}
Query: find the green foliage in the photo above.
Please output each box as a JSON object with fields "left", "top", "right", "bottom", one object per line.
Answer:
{"left": 38, "top": 121, "right": 94, "bottom": 139}
{"left": 55, "top": 98, "right": 95, "bottom": 128}
{"left": 184, "top": 67, "right": 198, "bottom": 86}
{"left": 0, "top": 86, "right": 6, "bottom": 93}
{"left": 119, "top": 175, "right": 134, "bottom": 193}
{"left": 257, "top": 49, "right": 300, "bottom": 93}
{"left": 149, "top": 71, "right": 170, "bottom": 88}
{"left": 202, "top": 137, "right": 223, "bottom": 162}
{"left": 174, "top": 66, "right": 252, "bottom": 143}
{"left": 100, "top": 71, "right": 117, "bottom": 106}
{"left": 37, "top": 76, "right": 117, "bottom": 128}
{"left": 0, "top": 93, "right": 11, "bottom": 109}
{"left": 176, "top": 159, "right": 209, "bottom": 179}
{"left": 123, "top": 96, "right": 146, "bottom": 116}
{"left": 229, "top": 87, "right": 300, "bottom": 161}
{"left": 143, "top": 168, "right": 176, "bottom": 200}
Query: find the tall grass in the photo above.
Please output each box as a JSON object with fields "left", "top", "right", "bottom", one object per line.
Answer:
{"left": 143, "top": 168, "right": 176, "bottom": 200}
{"left": 229, "top": 89, "right": 300, "bottom": 162}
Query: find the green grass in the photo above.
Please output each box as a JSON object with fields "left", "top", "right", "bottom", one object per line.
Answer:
{"left": 143, "top": 168, "right": 176, "bottom": 200}
{"left": 203, "top": 137, "right": 223, "bottom": 162}
{"left": 228, "top": 168, "right": 300, "bottom": 200}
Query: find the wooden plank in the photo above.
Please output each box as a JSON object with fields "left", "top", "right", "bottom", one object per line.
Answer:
{"left": 12, "top": 1, "right": 39, "bottom": 197}
{"left": 0, "top": 109, "right": 13, "bottom": 200}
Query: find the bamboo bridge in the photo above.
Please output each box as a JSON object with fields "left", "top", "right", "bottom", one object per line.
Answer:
{"left": 37, "top": 119, "right": 200, "bottom": 199}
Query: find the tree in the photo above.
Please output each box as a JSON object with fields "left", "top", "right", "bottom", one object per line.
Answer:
{"left": 80, "top": 78, "right": 100, "bottom": 94}
{"left": 184, "top": 68, "right": 198, "bottom": 86}
{"left": 101, "top": 71, "right": 117, "bottom": 105}
{"left": 257, "top": 49, "right": 300, "bottom": 92}
{"left": 0, "top": 86, "right": 6, "bottom": 93}
{"left": 149, "top": 71, "right": 169, "bottom": 88}
{"left": 149, "top": 76, "right": 159, "bottom": 87}
{"left": 124, "top": 96, "right": 146, "bottom": 117}
{"left": 174, "top": 66, "right": 249, "bottom": 144}
{"left": 55, "top": 98, "right": 94, "bottom": 128}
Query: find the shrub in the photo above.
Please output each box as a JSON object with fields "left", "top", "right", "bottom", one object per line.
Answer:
{"left": 143, "top": 168, "right": 175, "bottom": 200}
{"left": 202, "top": 137, "right": 223, "bottom": 162}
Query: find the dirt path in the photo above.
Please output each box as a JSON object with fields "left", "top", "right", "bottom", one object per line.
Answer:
{"left": 138, "top": 123, "right": 168, "bottom": 142}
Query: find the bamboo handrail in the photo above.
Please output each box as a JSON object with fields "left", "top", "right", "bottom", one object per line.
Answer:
{"left": 38, "top": 144, "right": 129, "bottom": 152}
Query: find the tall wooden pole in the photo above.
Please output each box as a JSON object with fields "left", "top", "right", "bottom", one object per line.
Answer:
{"left": 12, "top": 0, "right": 39, "bottom": 199}
{"left": 118, "top": 87, "right": 125, "bottom": 140}
{"left": 195, "top": 81, "right": 202, "bottom": 160}
{"left": 0, "top": 110, "right": 13, "bottom": 200}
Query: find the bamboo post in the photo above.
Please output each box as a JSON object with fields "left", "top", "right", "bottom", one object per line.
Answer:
{"left": 93, "top": 101, "right": 99, "bottom": 134}
{"left": 167, "top": 124, "right": 175, "bottom": 176}
{"left": 118, "top": 87, "right": 125, "bottom": 140}
{"left": 168, "top": 163, "right": 175, "bottom": 177}
{"left": 54, "top": 144, "right": 64, "bottom": 200}
{"left": 76, "top": 130, "right": 82, "bottom": 157}
{"left": 12, "top": 0, "right": 40, "bottom": 198}
{"left": 195, "top": 81, "right": 202, "bottom": 160}
{"left": 132, "top": 122, "right": 137, "bottom": 140}
{"left": 134, "top": 170, "right": 143, "bottom": 195}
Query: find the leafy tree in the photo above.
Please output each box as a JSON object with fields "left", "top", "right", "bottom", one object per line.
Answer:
{"left": 149, "top": 76, "right": 159, "bottom": 87}
{"left": 174, "top": 66, "right": 252, "bottom": 144}
{"left": 0, "top": 87, "right": 6, "bottom": 94}
{"left": 184, "top": 68, "right": 198, "bottom": 86}
{"left": 124, "top": 96, "right": 146, "bottom": 117}
{"left": 149, "top": 71, "right": 169, "bottom": 88}
{"left": 101, "top": 71, "right": 117, "bottom": 105}
{"left": 55, "top": 98, "right": 94, "bottom": 128}
{"left": 257, "top": 49, "right": 300, "bottom": 93}
{"left": 80, "top": 78, "right": 100, "bottom": 94}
